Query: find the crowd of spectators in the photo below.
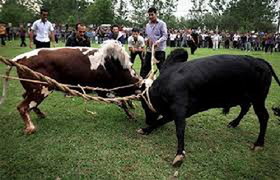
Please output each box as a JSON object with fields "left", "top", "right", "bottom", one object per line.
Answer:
{"left": 0, "top": 22, "right": 279, "bottom": 54}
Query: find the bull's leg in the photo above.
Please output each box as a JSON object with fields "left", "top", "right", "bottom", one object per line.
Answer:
{"left": 33, "top": 107, "right": 46, "bottom": 119}
{"left": 17, "top": 88, "right": 49, "bottom": 134}
{"left": 228, "top": 103, "right": 251, "bottom": 128}
{"left": 127, "top": 100, "right": 135, "bottom": 109}
{"left": 118, "top": 101, "right": 135, "bottom": 120}
{"left": 172, "top": 111, "right": 186, "bottom": 167}
{"left": 17, "top": 96, "right": 37, "bottom": 134}
{"left": 251, "top": 102, "right": 269, "bottom": 151}
{"left": 137, "top": 115, "right": 172, "bottom": 135}
{"left": 22, "top": 91, "right": 46, "bottom": 118}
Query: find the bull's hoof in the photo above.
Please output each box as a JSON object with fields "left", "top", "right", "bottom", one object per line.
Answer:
{"left": 250, "top": 144, "right": 264, "bottom": 151}
{"left": 136, "top": 128, "right": 146, "bottom": 135}
{"left": 227, "top": 121, "right": 239, "bottom": 128}
{"left": 172, "top": 154, "right": 185, "bottom": 167}
{"left": 136, "top": 127, "right": 152, "bottom": 135}
{"left": 24, "top": 126, "right": 36, "bottom": 134}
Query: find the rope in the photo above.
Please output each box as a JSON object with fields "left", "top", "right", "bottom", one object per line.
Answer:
{"left": 140, "top": 87, "right": 157, "bottom": 113}
{"left": 0, "top": 75, "right": 141, "bottom": 92}
{"left": 0, "top": 56, "right": 142, "bottom": 104}
{"left": 78, "top": 84, "right": 97, "bottom": 116}
{"left": 0, "top": 56, "right": 158, "bottom": 113}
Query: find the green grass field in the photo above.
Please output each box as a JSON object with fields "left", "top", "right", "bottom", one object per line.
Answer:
{"left": 0, "top": 40, "right": 280, "bottom": 179}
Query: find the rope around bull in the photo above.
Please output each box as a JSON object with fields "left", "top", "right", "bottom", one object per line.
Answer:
{"left": 0, "top": 44, "right": 158, "bottom": 112}
{"left": 0, "top": 56, "right": 144, "bottom": 105}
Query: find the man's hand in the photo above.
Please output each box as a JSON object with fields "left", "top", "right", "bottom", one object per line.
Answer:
{"left": 154, "top": 40, "right": 160, "bottom": 47}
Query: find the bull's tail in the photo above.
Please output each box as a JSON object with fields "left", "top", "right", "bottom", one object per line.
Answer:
{"left": 256, "top": 57, "right": 280, "bottom": 86}
{"left": 269, "top": 63, "right": 280, "bottom": 87}
{"left": 0, "top": 65, "right": 13, "bottom": 105}
{"left": 263, "top": 59, "right": 280, "bottom": 118}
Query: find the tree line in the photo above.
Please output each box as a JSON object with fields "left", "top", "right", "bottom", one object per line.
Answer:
{"left": 0, "top": 0, "right": 279, "bottom": 32}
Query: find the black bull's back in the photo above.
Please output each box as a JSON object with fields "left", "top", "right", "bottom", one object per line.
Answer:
{"left": 153, "top": 55, "right": 272, "bottom": 116}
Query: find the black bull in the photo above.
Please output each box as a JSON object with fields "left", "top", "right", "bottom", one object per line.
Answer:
{"left": 139, "top": 48, "right": 280, "bottom": 166}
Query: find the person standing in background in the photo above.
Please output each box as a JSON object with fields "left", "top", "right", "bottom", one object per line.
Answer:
{"left": 29, "top": 8, "right": 55, "bottom": 49}
{"left": 66, "top": 23, "right": 90, "bottom": 47}
{"left": 141, "top": 7, "right": 168, "bottom": 78}
{"left": 19, "top": 24, "right": 27, "bottom": 47}
{"left": 0, "top": 23, "right": 6, "bottom": 46}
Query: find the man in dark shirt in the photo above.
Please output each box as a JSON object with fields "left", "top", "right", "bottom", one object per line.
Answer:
{"left": 19, "top": 25, "right": 27, "bottom": 47}
{"left": 108, "top": 24, "right": 125, "bottom": 45}
{"left": 66, "top": 23, "right": 90, "bottom": 47}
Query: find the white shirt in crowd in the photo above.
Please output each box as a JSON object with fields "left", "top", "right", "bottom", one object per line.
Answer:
{"left": 31, "top": 19, "right": 54, "bottom": 42}
{"left": 170, "top": 33, "right": 177, "bottom": 41}
{"left": 212, "top": 34, "right": 220, "bottom": 41}
{"left": 233, "top": 34, "right": 240, "bottom": 41}
{"left": 128, "top": 35, "right": 145, "bottom": 49}
{"left": 201, "top": 33, "right": 208, "bottom": 40}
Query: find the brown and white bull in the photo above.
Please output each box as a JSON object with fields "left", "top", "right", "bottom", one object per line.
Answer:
{"left": 7, "top": 40, "right": 141, "bottom": 134}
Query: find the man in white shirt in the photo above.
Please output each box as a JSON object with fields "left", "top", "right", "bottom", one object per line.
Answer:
{"left": 169, "top": 31, "right": 177, "bottom": 47}
{"left": 29, "top": 8, "right": 55, "bottom": 49}
{"left": 212, "top": 31, "right": 220, "bottom": 50}
{"left": 128, "top": 28, "right": 145, "bottom": 64}
{"left": 233, "top": 33, "right": 240, "bottom": 49}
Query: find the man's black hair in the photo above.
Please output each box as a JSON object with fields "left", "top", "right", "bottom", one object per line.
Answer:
{"left": 40, "top": 8, "right": 49, "bottom": 14}
{"left": 148, "top": 7, "right": 157, "bottom": 14}
{"left": 132, "top": 28, "right": 139, "bottom": 33}
{"left": 111, "top": 24, "right": 119, "bottom": 30}
{"left": 75, "top": 23, "right": 86, "bottom": 30}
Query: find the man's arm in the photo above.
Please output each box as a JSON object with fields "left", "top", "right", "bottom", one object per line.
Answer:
{"left": 50, "top": 31, "right": 55, "bottom": 47}
{"left": 49, "top": 23, "right": 55, "bottom": 47}
{"left": 29, "top": 30, "right": 34, "bottom": 48}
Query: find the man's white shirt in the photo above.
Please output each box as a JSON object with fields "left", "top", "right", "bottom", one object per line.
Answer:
{"left": 128, "top": 35, "right": 145, "bottom": 49}
{"left": 31, "top": 19, "right": 54, "bottom": 42}
{"left": 170, "top": 33, "right": 177, "bottom": 41}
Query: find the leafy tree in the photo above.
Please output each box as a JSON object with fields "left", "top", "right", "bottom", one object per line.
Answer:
{"left": 85, "top": 0, "right": 114, "bottom": 26}
{"left": 130, "top": 0, "right": 179, "bottom": 28}
{"left": 208, "top": 0, "right": 229, "bottom": 15}
{"left": 36, "top": 0, "right": 89, "bottom": 24}
{"left": 114, "top": 0, "right": 130, "bottom": 26}
{"left": 130, "top": 0, "right": 150, "bottom": 27}
{"left": 0, "top": 0, "right": 35, "bottom": 26}
{"left": 221, "top": 0, "right": 277, "bottom": 32}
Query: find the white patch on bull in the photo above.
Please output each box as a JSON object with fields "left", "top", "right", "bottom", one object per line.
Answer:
{"left": 29, "top": 101, "right": 37, "bottom": 109}
{"left": 88, "top": 55, "right": 105, "bottom": 70}
{"left": 12, "top": 49, "right": 42, "bottom": 61}
{"left": 82, "top": 49, "right": 93, "bottom": 55}
{"left": 12, "top": 47, "right": 96, "bottom": 62}
{"left": 88, "top": 40, "right": 136, "bottom": 77}
{"left": 41, "top": 86, "right": 51, "bottom": 97}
